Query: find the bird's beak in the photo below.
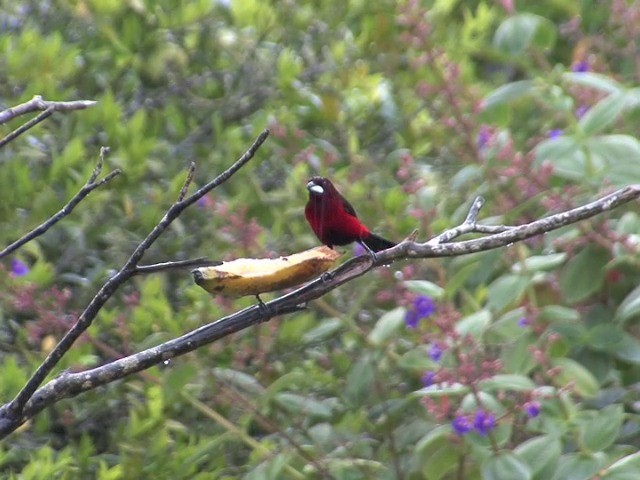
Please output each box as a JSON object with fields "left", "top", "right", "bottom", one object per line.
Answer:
{"left": 307, "top": 181, "right": 324, "bottom": 195}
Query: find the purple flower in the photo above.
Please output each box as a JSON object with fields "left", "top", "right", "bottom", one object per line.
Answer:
{"left": 353, "top": 243, "right": 367, "bottom": 257}
{"left": 572, "top": 61, "right": 590, "bottom": 73}
{"left": 473, "top": 410, "right": 496, "bottom": 436}
{"left": 477, "top": 125, "right": 492, "bottom": 149}
{"left": 575, "top": 105, "right": 589, "bottom": 119}
{"left": 414, "top": 295, "right": 436, "bottom": 317}
{"left": 11, "top": 259, "right": 29, "bottom": 276}
{"left": 196, "top": 194, "right": 214, "bottom": 209}
{"left": 452, "top": 415, "right": 472, "bottom": 436}
{"left": 548, "top": 129, "right": 563, "bottom": 139}
{"left": 404, "top": 295, "right": 436, "bottom": 329}
{"left": 421, "top": 371, "right": 435, "bottom": 387}
{"left": 428, "top": 344, "right": 444, "bottom": 362}
{"left": 404, "top": 309, "right": 420, "bottom": 329}
{"left": 524, "top": 401, "right": 541, "bottom": 418}
{"left": 517, "top": 317, "right": 529, "bottom": 328}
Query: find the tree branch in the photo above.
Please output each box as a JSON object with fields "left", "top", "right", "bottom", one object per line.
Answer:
{"left": 0, "top": 96, "right": 97, "bottom": 149}
{"left": 0, "top": 95, "right": 97, "bottom": 124}
{"left": 0, "top": 147, "right": 119, "bottom": 260}
{"left": 0, "top": 182, "right": 637, "bottom": 438}
{"left": 1, "top": 129, "right": 270, "bottom": 426}
{"left": 133, "top": 258, "right": 219, "bottom": 275}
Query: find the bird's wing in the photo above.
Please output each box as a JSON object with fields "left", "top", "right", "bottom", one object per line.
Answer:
{"left": 339, "top": 193, "right": 358, "bottom": 218}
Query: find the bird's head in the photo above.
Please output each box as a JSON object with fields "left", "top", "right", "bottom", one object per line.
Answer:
{"left": 306, "top": 176, "right": 330, "bottom": 196}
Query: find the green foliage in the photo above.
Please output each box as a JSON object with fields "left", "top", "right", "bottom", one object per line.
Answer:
{"left": 1, "top": 0, "right": 640, "bottom": 478}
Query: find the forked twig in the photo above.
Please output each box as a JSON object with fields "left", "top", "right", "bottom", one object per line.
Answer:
{"left": 0, "top": 96, "right": 97, "bottom": 148}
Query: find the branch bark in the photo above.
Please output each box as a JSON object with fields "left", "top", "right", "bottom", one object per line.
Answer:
{"left": 0, "top": 95, "right": 97, "bottom": 124}
{"left": 0, "top": 182, "right": 637, "bottom": 438}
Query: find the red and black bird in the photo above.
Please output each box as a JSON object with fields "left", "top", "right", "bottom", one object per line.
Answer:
{"left": 305, "top": 176, "right": 396, "bottom": 252}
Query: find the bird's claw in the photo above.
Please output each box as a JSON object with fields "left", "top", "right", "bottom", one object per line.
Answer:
{"left": 320, "top": 271, "right": 334, "bottom": 283}
{"left": 359, "top": 242, "right": 379, "bottom": 264}
{"left": 255, "top": 294, "right": 272, "bottom": 318}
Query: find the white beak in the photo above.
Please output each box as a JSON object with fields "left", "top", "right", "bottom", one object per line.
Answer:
{"left": 307, "top": 181, "right": 324, "bottom": 194}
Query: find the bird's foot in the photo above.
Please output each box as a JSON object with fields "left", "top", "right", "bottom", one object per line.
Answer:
{"left": 255, "top": 294, "right": 272, "bottom": 317}
{"left": 321, "top": 271, "right": 335, "bottom": 283}
{"left": 359, "top": 242, "right": 379, "bottom": 264}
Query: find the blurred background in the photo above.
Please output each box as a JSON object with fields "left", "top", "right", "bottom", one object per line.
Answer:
{"left": 1, "top": 0, "right": 640, "bottom": 478}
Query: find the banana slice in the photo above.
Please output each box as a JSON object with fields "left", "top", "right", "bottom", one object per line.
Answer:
{"left": 192, "top": 246, "right": 341, "bottom": 297}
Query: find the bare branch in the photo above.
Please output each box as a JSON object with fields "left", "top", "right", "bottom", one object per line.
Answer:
{"left": 431, "top": 195, "right": 489, "bottom": 244}
{"left": 0, "top": 95, "right": 97, "bottom": 125}
{"left": 0, "top": 182, "right": 636, "bottom": 438}
{"left": 0, "top": 107, "right": 55, "bottom": 149}
{"left": 179, "top": 162, "right": 196, "bottom": 201}
{"left": 0, "top": 149, "right": 120, "bottom": 260}
{"left": 2, "top": 130, "right": 269, "bottom": 422}
{"left": 133, "top": 258, "right": 219, "bottom": 275}
{"left": 0, "top": 96, "right": 97, "bottom": 149}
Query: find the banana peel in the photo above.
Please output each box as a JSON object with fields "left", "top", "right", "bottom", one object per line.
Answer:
{"left": 192, "top": 246, "right": 341, "bottom": 297}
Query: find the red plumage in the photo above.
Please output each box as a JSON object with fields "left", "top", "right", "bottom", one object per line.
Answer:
{"left": 304, "top": 176, "right": 396, "bottom": 252}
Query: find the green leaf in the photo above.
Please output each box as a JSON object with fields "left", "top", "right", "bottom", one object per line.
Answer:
{"left": 163, "top": 363, "right": 198, "bottom": 402}
{"left": 415, "top": 426, "right": 459, "bottom": 480}
{"left": 345, "top": 356, "right": 375, "bottom": 404}
{"left": 585, "top": 134, "right": 640, "bottom": 186}
{"left": 612, "top": 333, "right": 640, "bottom": 364}
{"left": 511, "top": 253, "right": 567, "bottom": 273}
{"left": 302, "top": 318, "right": 344, "bottom": 343}
{"left": 578, "top": 405, "right": 623, "bottom": 452}
{"left": 482, "top": 452, "right": 532, "bottom": 480}
{"left": 501, "top": 335, "right": 539, "bottom": 375}
{"left": 562, "top": 72, "right": 623, "bottom": 94}
{"left": 414, "top": 382, "right": 469, "bottom": 398}
{"left": 551, "top": 358, "right": 599, "bottom": 397}
{"left": 534, "top": 136, "right": 588, "bottom": 181}
{"left": 551, "top": 453, "right": 602, "bottom": 480}
{"left": 515, "top": 435, "right": 561, "bottom": 479}
{"left": 487, "top": 274, "right": 529, "bottom": 312}
{"left": 399, "top": 346, "right": 437, "bottom": 371}
{"left": 487, "top": 307, "right": 528, "bottom": 341}
{"left": 538, "top": 305, "right": 581, "bottom": 323}
{"left": 603, "top": 452, "right": 640, "bottom": 480}
{"left": 614, "top": 283, "right": 640, "bottom": 324}
{"left": 586, "top": 324, "right": 624, "bottom": 352}
{"left": 493, "top": 13, "right": 556, "bottom": 56}
{"left": 455, "top": 309, "right": 491, "bottom": 337}
{"left": 213, "top": 368, "right": 265, "bottom": 395}
{"left": 559, "top": 246, "right": 609, "bottom": 303}
{"left": 578, "top": 92, "right": 628, "bottom": 136}
{"left": 368, "top": 307, "right": 405, "bottom": 345}
{"left": 404, "top": 280, "right": 445, "bottom": 299}
{"left": 274, "top": 393, "right": 333, "bottom": 419}
{"left": 479, "top": 374, "right": 536, "bottom": 392}
{"left": 482, "top": 80, "right": 536, "bottom": 110}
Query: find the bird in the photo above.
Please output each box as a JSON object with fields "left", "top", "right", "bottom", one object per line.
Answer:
{"left": 304, "top": 176, "right": 396, "bottom": 253}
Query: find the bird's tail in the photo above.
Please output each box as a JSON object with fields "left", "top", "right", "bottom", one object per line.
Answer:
{"left": 361, "top": 232, "right": 396, "bottom": 252}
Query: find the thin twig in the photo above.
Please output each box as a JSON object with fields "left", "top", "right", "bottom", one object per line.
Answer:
{"left": 0, "top": 95, "right": 97, "bottom": 125}
{"left": 431, "top": 195, "right": 488, "bottom": 244}
{"left": 0, "top": 183, "right": 636, "bottom": 438}
{"left": 133, "top": 258, "right": 219, "bottom": 275}
{"left": 3, "top": 129, "right": 269, "bottom": 421}
{"left": 0, "top": 148, "right": 120, "bottom": 260}
{"left": 0, "top": 107, "right": 55, "bottom": 149}
{"left": 179, "top": 162, "right": 196, "bottom": 201}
